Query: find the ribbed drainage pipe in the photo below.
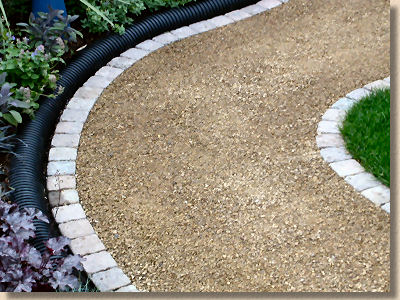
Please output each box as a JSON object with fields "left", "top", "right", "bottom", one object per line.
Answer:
{"left": 9, "top": 0, "right": 260, "bottom": 253}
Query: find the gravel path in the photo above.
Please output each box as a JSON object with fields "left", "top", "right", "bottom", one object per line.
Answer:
{"left": 76, "top": 0, "right": 390, "bottom": 292}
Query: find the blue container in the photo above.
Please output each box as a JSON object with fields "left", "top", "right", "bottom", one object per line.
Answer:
{"left": 32, "top": 0, "right": 67, "bottom": 16}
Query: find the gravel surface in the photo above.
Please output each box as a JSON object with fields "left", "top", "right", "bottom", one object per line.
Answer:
{"left": 76, "top": 0, "right": 390, "bottom": 292}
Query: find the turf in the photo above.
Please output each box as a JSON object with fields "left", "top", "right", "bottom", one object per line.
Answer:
{"left": 340, "top": 88, "right": 390, "bottom": 187}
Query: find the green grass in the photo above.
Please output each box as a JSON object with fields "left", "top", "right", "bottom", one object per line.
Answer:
{"left": 340, "top": 87, "right": 390, "bottom": 187}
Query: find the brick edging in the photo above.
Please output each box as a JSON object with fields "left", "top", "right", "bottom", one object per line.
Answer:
{"left": 46, "top": 0, "right": 288, "bottom": 292}
{"left": 316, "top": 77, "right": 390, "bottom": 214}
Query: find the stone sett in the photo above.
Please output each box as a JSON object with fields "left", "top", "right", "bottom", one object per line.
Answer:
{"left": 329, "top": 159, "right": 364, "bottom": 177}
{"left": 361, "top": 185, "right": 390, "bottom": 206}
{"left": 107, "top": 57, "right": 135, "bottom": 69}
{"left": 383, "top": 76, "right": 390, "bottom": 84}
{"left": 70, "top": 234, "right": 106, "bottom": 256}
{"left": 316, "top": 134, "right": 344, "bottom": 148}
{"left": 189, "top": 20, "right": 217, "bottom": 34}
{"left": 49, "top": 147, "right": 77, "bottom": 161}
{"left": 152, "top": 32, "right": 180, "bottom": 45}
{"left": 120, "top": 48, "right": 149, "bottom": 61}
{"left": 95, "top": 66, "right": 124, "bottom": 80}
{"left": 116, "top": 285, "right": 140, "bottom": 292}
{"left": 55, "top": 121, "right": 84, "bottom": 134}
{"left": 364, "top": 79, "right": 390, "bottom": 91}
{"left": 381, "top": 203, "right": 390, "bottom": 213}
{"left": 317, "top": 120, "right": 340, "bottom": 134}
{"left": 319, "top": 147, "right": 352, "bottom": 163}
{"left": 170, "top": 26, "right": 198, "bottom": 39}
{"left": 60, "top": 109, "right": 90, "bottom": 123}
{"left": 48, "top": 191, "right": 60, "bottom": 207}
{"left": 47, "top": 174, "right": 76, "bottom": 191}
{"left": 66, "top": 98, "right": 97, "bottom": 112}
{"left": 58, "top": 219, "right": 95, "bottom": 239}
{"left": 82, "top": 251, "right": 118, "bottom": 274}
{"left": 49, "top": 189, "right": 79, "bottom": 207}
{"left": 257, "top": 0, "right": 282, "bottom": 9}
{"left": 240, "top": 4, "right": 267, "bottom": 15}
{"left": 209, "top": 15, "right": 234, "bottom": 27}
{"left": 346, "top": 88, "right": 370, "bottom": 101}
{"left": 135, "top": 40, "right": 164, "bottom": 52}
{"left": 344, "top": 172, "right": 381, "bottom": 192}
{"left": 51, "top": 134, "right": 80, "bottom": 148}
{"left": 47, "top": 161, "right": 76, "bottom": 176}
{"left": 83, "top": 75, "right": 113, "bottom": 89}
{"left": 331, "top": 97, "right": 356, "bottom": 111}
{"left": 225, "top": 10, "right": 252, "bottom": 21}
{"left": 52, "top": 203, "right": 86, "bottom": 223}
{"left": 74, "top": 86, "right": 103, "bottom": 99}
{"left": 90, "top": 268, "right": 131, "bottom": 292}
{"left": 321, "top": 108, "right": 346, "bottom": 122}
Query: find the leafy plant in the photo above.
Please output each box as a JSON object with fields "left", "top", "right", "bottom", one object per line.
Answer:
{"left": 0, "top": 199, "right": 84, "bottom": 292}
{"left": 17, "top": 6, "right": 82, "bottom": 55}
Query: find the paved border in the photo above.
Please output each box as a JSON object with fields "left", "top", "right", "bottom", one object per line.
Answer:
{"left": 46, "top": 0, "right": 288, "bottom": 292}
{"left": 316, "top": 77, "right": 390, "bottom": 214}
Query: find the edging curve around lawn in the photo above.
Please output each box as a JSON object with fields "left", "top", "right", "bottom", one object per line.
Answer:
{"left": 45, "top": 0, "right": 288, "bottom": 292}
{"left": 316, "top": 77, "right": 390, "bottom": 214}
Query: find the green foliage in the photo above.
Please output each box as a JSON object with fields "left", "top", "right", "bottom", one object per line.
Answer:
{"left": 81, "top": 0, "right": 195, "bottom": 34}
{"left": 340, "top": 88, "right": 390, "bottom": 187}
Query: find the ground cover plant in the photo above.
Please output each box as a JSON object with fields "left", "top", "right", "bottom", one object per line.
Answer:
{"left": 340, "top": 88, "right": 390, "bottom": 187}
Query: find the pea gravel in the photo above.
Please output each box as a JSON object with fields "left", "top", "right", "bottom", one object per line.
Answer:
{"left": 76, "top": 0, "right": 390, "bottom": 292}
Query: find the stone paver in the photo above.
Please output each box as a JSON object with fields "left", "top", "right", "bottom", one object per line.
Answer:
{"left": 240, "top": 4, "right": 266, "bottom": 15}
{"left": 47, "top": 175, "right": 76, "bottom": 191}
{"left": 52, "top": 203, "right": 86, "bottom": 223}
{"left": 383, "top": 77, "right": 390, "bottom": 84}
{"left": 344, "top": 172, "right": 381, "bottom": 192}
{"left": 116, "top": 285, "right": 140, "bottom": 292}
{"left": 95, "top": 66, "right": 124, "bottom": 80}
{"left": 346, "top": 88, "right": 370, "bottom": 101}
{"left": 135, "top": 40, "right": 164, "bottom": 52}
{"left": 74, "top": 86, "right": 103, "bottom": 99}
{"left": 70, "top": 234, "right": 106, "bottom": 256}
{"left": 47, "top": 161, "right": 76, "bottom": 176}
{"left": 317, "top": 120, "right": 340, "bottom": 134}
{"left": 361, "top": 185, "right": 390, "bottom": 206}
{"left": 170, "top": 26, "right": 198, "bottom": 39}
{"left": 225, "top": 10, "right": 252, "bottom": 21}
{"left": 316, "top": 134, "right": 344, "bottom": 148}
{"left": 381, "top": 203, "right": 390, "bottom": 213}
{"left": 90, "top": 268, "right": 131, "bottom": 292}
{"left": 258, "top": 0, "right": 282, "bottom": 9}
{"left": 58, "top": 219, "right": 95, "bottom": 239}
{"left": 66, "top": 98, "right": 97, "bottom": 111}
{"left": 329, "top": 159, "right": 364, "bottom": 177}
{"left": 49, "top": 189, "right": 79, "bottom": 207}
{"left": 60, "top": 109, "right": 90, "bottom": 123}
{"left": 83, "top": 76, "right": 113, "bottom": 89}
{"left": 107, "top": 57, "right": 136, "bottom": 69}
{"left": 120, "top": 48, "right": 149, "bottom": 61}
{"left": 49, "top": 147, "right": 77, "bottom": 161}
{"left": 82, "top": 251, "right": 118, "bottom": 274}
{"left": 331, "top": 97, "right": 356, "bottom": 111}
{"left": 51, "top": 134, "right": 80, "bottom": 148}
{"left": 55, "top": 121, "right": 84, "bottom": 134}
{"left": 152, "top": 32, "right": 180, "bottom": 45}
{"left": 321, "top": 108, "right": 346, "bottom": 122}
{"left": 189, "top": 20, "right": 217, "bottom": 34}
{"left": 209, "top": 15, "right": 234, "bottom": 27}
{"left": 319, "top": 147, "right": 352, "bottom": 163}
{"left": 364, "top": 80, "right": 390, "bottom": 91}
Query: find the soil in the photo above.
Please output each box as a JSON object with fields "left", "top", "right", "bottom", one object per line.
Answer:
{"left": 76, "top": 0, "right": 390, "bottom": 292}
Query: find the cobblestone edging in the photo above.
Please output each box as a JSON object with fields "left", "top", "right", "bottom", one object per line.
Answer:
{"left": 46, "top": 0, "right": 288, "bottom": 292}
{"left": 316, "top": 77, "right": 390, "bottom": 214}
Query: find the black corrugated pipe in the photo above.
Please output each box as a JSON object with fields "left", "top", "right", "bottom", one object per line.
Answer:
{"left": 9, "top": 0, "right": 260, "bottom": 253}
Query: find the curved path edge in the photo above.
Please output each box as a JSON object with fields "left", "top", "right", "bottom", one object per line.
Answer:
{"left": 316, "top": 77, "right": 390, "bottom": 214}
{"left": 45, "top": 0, "right": 289, "bottom": 292}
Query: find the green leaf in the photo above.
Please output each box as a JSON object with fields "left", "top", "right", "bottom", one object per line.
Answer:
{"left": 79, "top": 0, "right": 115, "bottom": 28}
{"left": 10, "top": 110, "right": 22, "bottom": 123}
{"left": 3, "top": 113, "right": 18, "bottom": 126}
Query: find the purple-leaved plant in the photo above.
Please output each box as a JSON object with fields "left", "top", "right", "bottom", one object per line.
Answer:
{"left": 0, "top": 199, "right": 84, "bottom": 292}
